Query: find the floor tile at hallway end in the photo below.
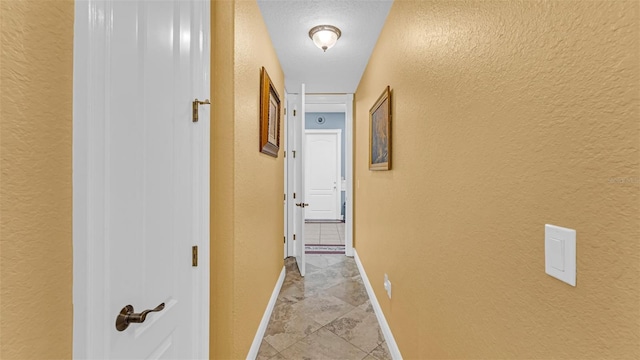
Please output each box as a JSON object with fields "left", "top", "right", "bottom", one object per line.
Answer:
{"left": 369, "top": 341, "right": 392, "bottom": 360}
{"left": 263, "top": 302, "right": 323, "bottom": 352}
{"left": 290, "top": 294, "right": 355, "bottom": 326}
{"left": 324, "top": 275, "right": 369, "bottom": 307}
{"left": 325, "top": 305, "right": 384, "bottom": 353}
{"left": 264, "top": 253, "right": 388, "bottom": 360}
{"left": 279, "top": 328, "right": 368, "bottom": 360}
{"left": 256, "top": 340, "right": 279, "bottom": 360}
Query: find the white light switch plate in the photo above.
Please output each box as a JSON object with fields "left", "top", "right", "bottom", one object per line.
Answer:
{"left": 545, "top": 224, "right": 576, "bottom": 286}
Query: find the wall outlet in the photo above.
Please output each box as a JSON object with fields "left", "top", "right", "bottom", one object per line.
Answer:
{"left": 383, "top": 273, "right": 392, "bottom": 299}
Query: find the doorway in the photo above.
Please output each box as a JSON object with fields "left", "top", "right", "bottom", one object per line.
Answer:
{"left": 305, "top": 123, "right": 344, "bottom": 255}
{"left": 284, "top": 93, "right": 354, "bottom": 271}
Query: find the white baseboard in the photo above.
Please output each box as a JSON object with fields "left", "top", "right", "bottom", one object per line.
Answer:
{"left": 354, "top": 249, "right": 403, "bottom": 360}
{"left": 246, "top": 266, "right": 286, "bottom": 360}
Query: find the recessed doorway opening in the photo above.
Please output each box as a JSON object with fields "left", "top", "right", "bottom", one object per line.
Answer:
{"left": 284, "top": 92, "right": 354, "bottom": 275}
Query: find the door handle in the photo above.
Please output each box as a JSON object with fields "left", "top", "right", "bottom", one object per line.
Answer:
{"left": 116, "top": 302, "right": 165, "bottom": 331}
{"left": 295, "top": 203, "right": 309, "bottom": 208}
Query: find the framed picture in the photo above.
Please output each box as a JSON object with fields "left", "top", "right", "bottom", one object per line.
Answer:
{"left": 369, "top": 86, "right": 391, "bottom": 170}
{"left": 260, "top": 66, "right": 281, "bottom": 157}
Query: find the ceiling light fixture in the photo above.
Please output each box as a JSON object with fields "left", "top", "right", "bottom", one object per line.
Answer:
{"left": 308, "top": 25, "right": 341, "bottom": 52}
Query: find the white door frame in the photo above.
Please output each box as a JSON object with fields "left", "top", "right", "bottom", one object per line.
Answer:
{"left": 305, "top": 129, "right": 342, "bottom": 221}
{"left": 72, "top": 0, "right": 210, "bottom": 357}
{"left": 286, "top": 94, "right": 354, "bottom": 257}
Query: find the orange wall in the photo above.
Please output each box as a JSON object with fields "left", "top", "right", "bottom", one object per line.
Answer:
{"left": 0, "top": 0, "right": 74, "bottom": 358}
{"left": 355, "top": 1, "right": 639, "bottom": 359}
{"left": 211, "top": 0, "right": 285, "bottom": 358}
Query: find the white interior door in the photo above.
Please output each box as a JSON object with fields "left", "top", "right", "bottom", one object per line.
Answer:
{"left": 294, "top": 84, "right": 306, "bottom": 276}
{"left": 305, "top": 130, "right": 341, "bottom": 220}
{"left": 285, "top": 93, "right": 296, "bottom": 258}
{"left": 73, "top": 0, "right": 209, "bottom": 358}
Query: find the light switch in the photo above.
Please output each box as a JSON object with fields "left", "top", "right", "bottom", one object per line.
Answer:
{"left": 549, "top": 238, "right": 564, "bottom": 271}
{"left": 545, "top": 224, "right": 576, "bottom": 286}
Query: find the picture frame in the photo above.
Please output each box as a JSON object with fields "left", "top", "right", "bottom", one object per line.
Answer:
{"left": 369, "top": 86, "right": 391, "bottom": 170}
{"left": 260, "top": 66, "right": 281, "bottom": 157}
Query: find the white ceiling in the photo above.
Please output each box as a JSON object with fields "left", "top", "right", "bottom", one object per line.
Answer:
{"left": 257, "top": 0, "right": 394, "bottom": 94}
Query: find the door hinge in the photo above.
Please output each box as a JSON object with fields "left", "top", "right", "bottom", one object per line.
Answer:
{"left": 192, "top": 98, "right": 211, "bottom": 122}
{"left": 293, "top": 192, "right": 296, "bottom": 199}
{"left": 284, "top": 236, "right": 286, "bottom": 244}
{"left": 293, "top": 234, "right": 296, "bottom": 240}
{"left": 284, "top": 108, "right": 287, "bottom": 115}
{"left": 192, "top": 246, "right": 198, "bottom": 267}
{"left": 292, "top": 150, "right": 296, "bottom": 158}
{"left": 293, "top": 109, "right": 297, "bottom": 116}
{"left": 284, "top": 151, "right": 286, "bottom": 158}
{"left": 284, "top": 194, "right": 286, "bottom": 201}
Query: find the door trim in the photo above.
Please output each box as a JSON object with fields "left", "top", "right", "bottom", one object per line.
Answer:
{"left": 305, "top": 129, "right": 342, "bottom": 221}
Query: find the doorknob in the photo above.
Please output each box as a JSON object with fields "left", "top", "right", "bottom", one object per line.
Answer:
{"left": 192, "top": 98, "right": 211, "bottom": 122}
{"left": 116, "top": 302, "right": 165, "bottom": 331}
{"left": 295, "top": 203, "right": 309, "bottom": 208}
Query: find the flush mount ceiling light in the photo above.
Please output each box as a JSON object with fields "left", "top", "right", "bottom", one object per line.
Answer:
{"left": 308, "top": 25, "right": 341, "bottom": 52}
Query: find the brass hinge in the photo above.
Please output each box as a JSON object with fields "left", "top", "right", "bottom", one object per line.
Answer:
{"left": 284, "top": 194, "right": 286, "bottom": 201}
{"left": 284, "top": 151, "right": 286, "bottom": 158}
{"left": 192, "top": 246, "right": 198, "bottom": 267}
{"left": 192, "top": 98, "right": 211, "bottom": 122}
{"left": 293, "top": 234, "right": 296, "bottom": 240}
{"left": 284, "top": 108, "right": 287, "bottom": 115}
{"left": 293, "top": 192, "right": 296, "bottom": 199}
{"left": 284, "top": 236, "right": 286, "bottom": 244}
{"left": 293, "top": 109, "right": 297, "bottom": 116}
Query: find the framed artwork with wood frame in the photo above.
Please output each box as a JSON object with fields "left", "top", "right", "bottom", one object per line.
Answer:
{"left": 369, "top": 86, "right": 391, "bottom": 170}
{"left": 260, "top": 66, "right": 281, "bottom": 157}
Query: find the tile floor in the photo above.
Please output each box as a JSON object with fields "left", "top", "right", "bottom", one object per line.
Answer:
{"left": 257, "top": 255, "right": 391, "bottom": 360}
{"left": 304, "top": 222, "right": 345, "bottom": 245}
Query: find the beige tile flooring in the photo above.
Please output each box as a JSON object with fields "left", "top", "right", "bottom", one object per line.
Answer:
{"left": 304, "top": 222, "right": 345, "bottom": 245}
{"left": 257, "top": 255, "right": 391, "bottom": 360}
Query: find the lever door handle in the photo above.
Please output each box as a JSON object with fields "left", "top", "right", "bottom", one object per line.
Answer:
{"left": 116, "top": 302, "right": 165, "bottom": 331}
{"left": 295, "top": 203, "right": 309, "bottom": 208}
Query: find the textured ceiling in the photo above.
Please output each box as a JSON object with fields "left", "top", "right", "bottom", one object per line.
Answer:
{"left": 257, "top": 0, "right": 394, "bottom": 94}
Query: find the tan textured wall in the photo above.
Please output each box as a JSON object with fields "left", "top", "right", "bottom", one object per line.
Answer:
{"left": 232, "top": 0, "right": 284, "bottom": 357}
{"left": 0, "top": 0, "right": 74, "bottom": 359}
{"left": 355, "top": 1, "right": 639, "bottom": 359}
{"left": 211, "top": 0, "right": 285, "bottom": 358}
{"left": 211, "top": 0, "right": 235, "bottom": 358}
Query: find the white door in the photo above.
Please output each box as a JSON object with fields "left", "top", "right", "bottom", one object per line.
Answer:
{"left": 73, "top": 0, "right": 210, "bottom": 358}
{"left": 305, "top": 130, "right": 341, "bottom": 220}
{"left": 285, "top": 93, "right": 296, "bottom": 258}
{"left": 294, "top": 84, "right": 307, "bottom": 276}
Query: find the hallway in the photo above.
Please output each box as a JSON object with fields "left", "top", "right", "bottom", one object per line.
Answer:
{"left": 257, "top": 255, "right": 391, "bottom": 360}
